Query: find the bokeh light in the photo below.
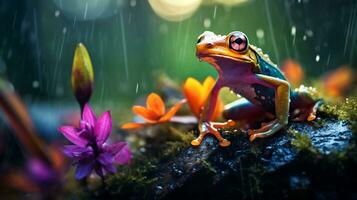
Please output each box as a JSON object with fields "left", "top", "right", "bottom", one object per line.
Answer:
{"left": 148, "top": 0, "right": 202, "bottom": 22}
{"left": 53, "top": 0, "right": 125, "bottom": 21}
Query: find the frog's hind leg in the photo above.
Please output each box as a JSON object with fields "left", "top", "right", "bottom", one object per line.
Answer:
{"left": 290, "top": 90, "right": 323, "bottom": 122}
{"left": 223, "top": 98, "right": 272, "bottom": 129}
{"left": 248, "top": 74, "right": 291, "bottom": 141}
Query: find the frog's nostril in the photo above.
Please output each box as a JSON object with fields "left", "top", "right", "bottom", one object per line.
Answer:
{"left": 206, "top": 42, "right": 214, "bottom": 48}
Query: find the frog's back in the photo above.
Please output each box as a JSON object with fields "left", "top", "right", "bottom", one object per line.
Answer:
{"left": 248, "top": 45, "right": 293, "bottom": 114}
{"left": 250, "top": 45, "right": 287, "bottom": 81}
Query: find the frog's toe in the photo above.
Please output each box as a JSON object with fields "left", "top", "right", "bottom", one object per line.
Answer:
{"left": 219, "top": 139, "right": 231, "bottom": 147}
{"left": 307, "top": 112, "right": 316, "bottom": 121}
{"left": 191, "top": 139, "right": 202, "bottom": 146}
{"left": 249, "top": 134, "right": 257, "bottom": 142}
{"left": 248, "top": 120, "right": 285, "bottom": 142}
{"left": 248, "top": 119, "right": 279, "bottom": 136}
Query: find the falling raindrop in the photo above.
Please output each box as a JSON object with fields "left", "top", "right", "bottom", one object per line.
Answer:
{"left": 315, "top": 54, "right": 320, "bottom": 62}
{"left": 119, "top": 13, "right": 129, "bottom": 80}
{"left": 306, "top": 29, "right": 313, "bottom": 37}
{"left": 326, "top": 53, "right": 331, "bottom": 65}
{"left": 203, "top": 18, "right": 211, "bottom": 28}
{"left": 264, "top": 0, "right": 279, "bottom": 62}
{"left": 136, "top": 83, "right": 139, "bottom": 94}
{"left": 130, "top": 0, "right": 137, "bottom": 7}
{"left": 256, "top": 29, "right": 264, "bottom": 39}
{"left": 54, "top": 10, "right": 60, "bottom": 17}
{"left": 291, "top": 26, "right": 296, "bottom": 36}
{"left": 213, "top": 5, "right": 217, "bottom": 19}
{"left": 83, "top": 2, "right": 88, "bottom": 19}
{"left": 62, "top": 27, "right": 67, "bottom": 34}
{"left": 32, "top": 80, "right": 39, "bottom": 88}
{"left": 303, "top": 35, "right": 307, "bottom": 41}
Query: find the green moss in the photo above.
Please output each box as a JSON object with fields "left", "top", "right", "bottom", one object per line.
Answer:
{"left": 245, "top": 163, "right": 264, "bottom": 198}
{"left": 319, "top": 96, "right": 357, "bottom": 140}
{"left": 78, "top": 159, "right": 158, "bottom": 199}
{"left": 145, "top": 127, "right": 194, "bottom": 160}
{"left": 289, "top": 129, "right": 319, "bottom": 154}
{"left": 320, "top": 97, "right": 357, "bottom": 122}
{"left": 168, "top": 127, "right": 195, "bottom": 144}
{"left": 202, "top": 159, "right": 217, "bottom": 174}
{"left": 162, "top": 140, "right": 190, "bottom": 159}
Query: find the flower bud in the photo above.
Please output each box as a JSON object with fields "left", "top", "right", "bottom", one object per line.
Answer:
{"left": 71, "top": 43, "right": 94, "bottom": 111}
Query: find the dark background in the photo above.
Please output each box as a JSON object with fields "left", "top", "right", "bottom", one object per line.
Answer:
{"left": 0, "top": 0, "right": 356, "bottom": 105}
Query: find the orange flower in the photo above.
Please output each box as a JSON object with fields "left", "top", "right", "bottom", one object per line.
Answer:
{"left": 121, "top": 93, "right": 186, "bottom": 129}
{"left": 183, "top": 76, "right": 223, "bottom": 121}
{"left": 281, "top": 59, "right": 304, "bottom": 87}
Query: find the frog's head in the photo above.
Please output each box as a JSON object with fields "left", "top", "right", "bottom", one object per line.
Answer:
{"left": 196, "top": 31, "right": 257, "bottom": 74}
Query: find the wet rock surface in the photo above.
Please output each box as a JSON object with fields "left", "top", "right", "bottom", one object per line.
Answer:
{"left": 152, "top": 119, "right": 354, "bottom": 199}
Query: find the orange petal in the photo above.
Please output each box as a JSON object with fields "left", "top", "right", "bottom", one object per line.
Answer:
{"left": 323, "top": 66, "right": 354, "bottom": 97}
{"left": 212, "top": 99, "right": 223, "bottom": 121}
{"left": 159, "top": 99, "right": 186, "bottom": 122}
{"left": 146, "top": 93, "right": 165, "bottom": 116}
{"left": 121, "top": 122, "right": 148, "bottom": 129}
{"left": 183, "top": 77, "right": 204, "bottom": 117}
{"left": 202, "top": 76, "right": 216, "bottom": 101}
{"left": 132, "top": 106, "right": 159, "bottom": 122}
{"left": 281, "top": 59, "right": 304, "bottom": 87}
{"left": 203, "top": 76, "right": 222, "bottom": 120}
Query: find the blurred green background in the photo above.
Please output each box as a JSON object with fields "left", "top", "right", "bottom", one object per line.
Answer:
{"left": 0, "top": 0, "right": 356, "bottom": 106}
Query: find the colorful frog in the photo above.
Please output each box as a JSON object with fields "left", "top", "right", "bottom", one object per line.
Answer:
{"left": 192, "top": 31, "right": 321, "bottom": 147}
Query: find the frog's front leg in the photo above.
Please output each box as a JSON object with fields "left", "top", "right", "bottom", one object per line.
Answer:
{"left": 249, "top": 74, "right": 290, "bottom": 141}
{"left": 191, "top": 81, "right": 235, "bottom": 147}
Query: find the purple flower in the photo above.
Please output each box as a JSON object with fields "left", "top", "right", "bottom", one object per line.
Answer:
{"left": 27, "top": 158, "right": 57, "bottom": 187}
{"left": 58, "top": 104, "right": 131, "bottom": 180}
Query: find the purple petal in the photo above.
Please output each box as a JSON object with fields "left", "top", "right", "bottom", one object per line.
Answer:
{"left": 97, "top": 153, "right": 117, "bottom": 174}
{"left": 110, "top": 142, "right": 132, "bottom": 165}
{"left": 105, "top": 142, "right": 126, "bottom": 154}
{"left": 27, "top": 158, "right": 56, "bottom": 185}
{"left": 103, "top": 163, "right": 117, "bottom": 174}
{"left": 82, "top": 104, "right": 96, "bottom": 127}
{"left": 58, "top": 126, "right": 88, "bottom": 147}
{"left": 94, "top": 111, "right": 112, "bottom": 145}
{"left": 63, "top": 145, "right": 93, "bottom": 160}
{"left": 79, "top": 121, "right": 94, "bottom": 140}
{"left": 97, "top": 152, "right": 114, "bottom": 166}
{"left": 75, "top": 160, "right": 95, "bottom": 180}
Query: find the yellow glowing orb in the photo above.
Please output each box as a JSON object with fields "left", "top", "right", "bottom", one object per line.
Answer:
{"left": 214, "top": 0, "right": 250, "bottom": 6}
{"left": 148, "top": 0, "right": 202, "bottom": 22}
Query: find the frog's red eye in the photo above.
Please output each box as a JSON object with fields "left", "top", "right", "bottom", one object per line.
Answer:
{"left": 229, "top": 32, "right": 248, "bottom": 52}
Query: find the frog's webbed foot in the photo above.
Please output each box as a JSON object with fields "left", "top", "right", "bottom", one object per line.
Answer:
{"left": 248, "top": 119, "right": 286, "bottom": 142}
{"left": 292, "top": 100, "right": 323, "bottom": 122}
{"left": 191, "top": 120, "right": 236, "bottom": 147}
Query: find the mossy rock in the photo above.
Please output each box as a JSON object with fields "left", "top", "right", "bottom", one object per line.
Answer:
{"left": 151, "top": 118, "right": 353, "bottom": 199}
{"left": 72, "top": 98, "right": 357, "bottom": 199}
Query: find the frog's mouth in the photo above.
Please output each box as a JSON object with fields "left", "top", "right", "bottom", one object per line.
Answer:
{"left": 197, "top": 54, "right": 254, "bottom": 63}
{"left": 197, "top": 53, "right": 254, "bottom": 64}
